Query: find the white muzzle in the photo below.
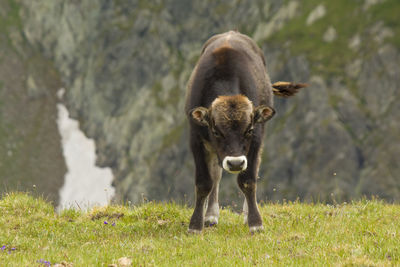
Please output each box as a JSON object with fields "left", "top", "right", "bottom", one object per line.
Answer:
{"left": 222, "top": 155, "right": 247, "bottom": 174}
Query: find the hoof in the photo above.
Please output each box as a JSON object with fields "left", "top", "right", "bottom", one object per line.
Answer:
{"left": 187, "top": 228, "right": 202, "bottom": 234}
{"left": 204, "top": 216, "right": 218, "bottom": 227}
{"left": 249, "top": 225, "right": 264, "bottom": 233}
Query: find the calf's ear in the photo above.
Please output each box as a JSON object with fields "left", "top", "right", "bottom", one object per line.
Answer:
{"left": 254, "top": 105, "right": 275, "bottom": 123}
{"left": 189, "top": 107, "right": 210, "bottom": 126}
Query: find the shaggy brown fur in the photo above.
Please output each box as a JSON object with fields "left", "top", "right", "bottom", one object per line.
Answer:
{"left": 211, "top": 95, "right": 253, "bottom": 127}
{"left": 212, "top": 41, "right": 233, "bottom": 65}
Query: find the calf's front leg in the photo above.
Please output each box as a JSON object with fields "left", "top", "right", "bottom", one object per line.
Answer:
{"left": 238, "top": 137, "right": 264, "bottom": 233}
{"left": 188, "top": 140, "right": 213, "bottom": 234}
{"left": 238, "top": 173, "right": 263, "bottom": 232}
{"left": 204, "top": 152, "right": 222, "bottom": 227}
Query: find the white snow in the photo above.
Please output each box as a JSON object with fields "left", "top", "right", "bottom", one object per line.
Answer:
{"left": 56, "top": 102, "right": 115, "bottom": 210}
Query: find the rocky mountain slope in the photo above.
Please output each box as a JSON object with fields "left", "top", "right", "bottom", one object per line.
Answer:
{"left": 1, "top": 0, "right": 399, "bottom": 205}
{"left": 0, "top": 1, "right": 66, "bottom": 204}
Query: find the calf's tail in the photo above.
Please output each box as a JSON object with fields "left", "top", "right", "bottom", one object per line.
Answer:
{"left": 272, "top": 81, "right": 308, "bottom": 97}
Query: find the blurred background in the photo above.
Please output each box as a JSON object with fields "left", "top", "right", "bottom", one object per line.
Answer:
{"left": 0, "top": 0, "right": 399, "bottom": 208}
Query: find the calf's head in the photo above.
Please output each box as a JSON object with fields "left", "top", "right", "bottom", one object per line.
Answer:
{"left": 190, "top": 95, "right": 275, "bottom": 174}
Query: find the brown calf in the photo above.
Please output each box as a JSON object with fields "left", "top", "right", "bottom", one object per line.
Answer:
{"left": 185, "top": 31, "right": 307, "bottom": 233}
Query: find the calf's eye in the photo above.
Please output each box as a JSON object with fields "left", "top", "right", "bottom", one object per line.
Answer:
{"left": 212, "top": 128, "right": 222, "bottom": 138}
{"left": 245, "top": 128, "right": 254, "bottom": 137}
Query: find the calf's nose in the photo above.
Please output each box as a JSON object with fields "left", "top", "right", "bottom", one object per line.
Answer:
{"left": 222, "top": 155, "right": 248, "bottom": 174}
{"left": 227, "top": 158, "right": 245, "bottom": 169}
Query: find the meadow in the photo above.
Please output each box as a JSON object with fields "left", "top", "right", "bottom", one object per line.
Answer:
{"left": 0, "top": 192, "right": 399, "bottom": 266}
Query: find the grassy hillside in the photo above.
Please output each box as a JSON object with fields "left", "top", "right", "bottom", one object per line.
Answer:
{"left": 1, "top": 193, "right": 399, "bottom": 266}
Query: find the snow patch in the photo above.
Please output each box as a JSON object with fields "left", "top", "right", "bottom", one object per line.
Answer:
{"left": 57, "top": 101, "right": 115, "bottom": 210}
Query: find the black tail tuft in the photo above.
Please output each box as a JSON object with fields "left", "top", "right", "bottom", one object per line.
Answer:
{"left": 272, "top": 81, "right": 308, "bottom": 97}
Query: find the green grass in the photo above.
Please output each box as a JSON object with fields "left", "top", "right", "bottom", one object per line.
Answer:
{"left": 1, "top": 193, "right": 399, "bottom": 266}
